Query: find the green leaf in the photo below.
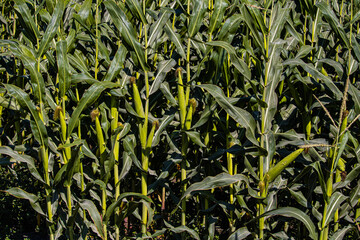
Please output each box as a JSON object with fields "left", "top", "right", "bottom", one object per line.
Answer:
{"left": 4, "top": 85, "right": 48, "bottom": 148}
{"left": 119, "top": 152, "right": 132, "bottom": 180}
{"left": 243, "top": 1, "right": 268, "bottom": 37}
{"left": 208, "top": 0, "right": 228, "bottom": 35}
{"left": 3, "top": 41, "right": 46, "bottom": 107}
{"left": 329, "top": 226, "right": 356, "bottom": 240}
{"left": 269, "top": 3, "right": 293, "bottom": 43}
{"left": 148, "top": 9, "right": 172, "bottom": 47}
{"left": 104, "top": 0, "right": 149, "bottom": 71}
{"left": 123, "top": 136, "right": 143, "bottom": 171}
{"left": 316, "top": 2, "right": 350, "bottom": 49}
{"left": 240, "top": 5, "right": 265, "bottom": 54}
{"left": 103, "top": 192, "right": 152, "bottom": 224}
{"left": 78, "top": 199, "right": 104, "bottom": 239}
{"left": 37, "top": 0, "right": 65, "bottom": 57}
{"left": 71, "top": 73, "right": 98, "bottom": 85}
{"left": 57, "top": 139, "right": 84, "bottom": 150}
{"left": 312, "top": 161, "right": 329, "bottom": 203}
{"left": 185, "top": 131, "right": 206, "bottom": 147}
{"left": 164, "top": 23, "right": 186, "bottom": 59}
{"left": 349, "top": 179, "right": 360, "bottom": 207}
{"left": 262, "top": 41, "right": 284, "bottom": 132}
{"left": 103, "top": 45, "right": 128, "bottom": 82}
{"left": 0, "top": 146, "right": 44, "bottom": 183}
{"left": 67, "top": 82, "right": 120, "bottom": 137}
{"left": 14, "top": 0, "right": 40, "bottom": 42}
{"left": 63, "top": 145, "right": 82, "bottom": 187}
{"left": 5, "top": 188, "right": 45, "bottom": 216}
{"left": 78, "top": 0, "right": 92, "bottom": 22}
{"left": 349, "top": 83, "right": 360, "bottom": 115}
{"left": 289, "top": 188, "right": 309, "bottom": 208}
{"left": 324, "top": 192, "right": 347, "bottom": 227}
{"left": 125, "top": 0, "right": 147, "bottom": 25}
{"left": 227, "top": 227, "right": 251, "bottom": 240}
{"left": 160, "top": 82, "right": 178, "bottom": 106}
{"left": 259, "top": 207, "right": 318, "bottom": 240}
{"left": 180, "top": 173, "right": 249, "bottom": 203}
{"left": 150, "top": 59, "right": 177, "bottom": 95}
{"left": 333, "top": 132, "right": 348, "bottom": 174}
{"left": 163, "top": 221, "right": 200, "bottom": 240}
{"left": 218, "top": 14, "right": 243, "bottom": 41}
{"left": 188, "top": 0, "right": 207, "bottom": 38}
{"left": 56, "top": 40, "right": 70, "bottom": 99}
{"left": 263, "top": 132, "right": 276, "bottom": 174}
{"left": 152, "top": 115, "right": 175, "bottom": 147}
{"left": 205, "top": 41, "right": 251, "bottom": 80}
{"left": 283, "top": 58, "right": 342, "bottom": 100}
{"left": 200, "top": 84, "right": 257, "bottom": 145}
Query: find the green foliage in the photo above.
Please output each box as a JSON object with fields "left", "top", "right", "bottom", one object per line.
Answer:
{"left": 0, "top": 0, "right": 360, "bottom": 239}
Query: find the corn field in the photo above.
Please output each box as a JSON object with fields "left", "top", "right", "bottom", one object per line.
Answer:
{"left": 0, "top": 0, "right": 360, "bottom": 239}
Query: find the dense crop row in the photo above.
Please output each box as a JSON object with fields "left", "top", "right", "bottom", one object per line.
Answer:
{"left": 1, "top": 0, "right": 360, "bottom": 239}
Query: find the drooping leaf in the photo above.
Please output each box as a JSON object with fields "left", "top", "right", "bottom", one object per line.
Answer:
{"left": 37, "top": 0, "right": 65, "bottom": 57}
{"left": 329, "top": 225, "right": 356, "bottom": 240}
{"left": 164, "top": 22, "right": 186, "bottom": 59}
{"left": 200, "top": 84, "right": 257, "bottom": 145}
{"left": 152, "top": 115, "right": 175, "bottom": 147}
{"left": 4, "top": 85, "right": 48, "bottom": 148}
{"left": 103, "top": 45, "right": 128, "bottom": 82}
{"left": 227, "top": 227, "right": 251, "bottom": 240}
{"left": 258, "top": 207, "right": 318, "bottom": 240}
{"left": 78, "top": 199, "right": 104, "bottom": 239}
{"left": 185, "top": 131, "right": 206, "bottom": 147}
{"left": 56, "top": 40, "right": 70, "bottom": 98}
{"left": 125, "top": 0, "right": 147, "bottom": 24}
{"left": 324, "top": 192, "right": 347, "bottom": 226}
{"left": 148, "top": 9, "right": 172, "bottom": 47}
{"left": 103, "top": 192, "right": 152, "bottom": 224}
{"left": 104, "top": 0, "right": 149, "bottom": 71}
{"left": 67, "top": 82, "right": 120, "bottom": 137}
{"left": 316, "top": 2, "right": 350, "bottom": 49}
{"left": 14, "top": 0, "right": 40, "bottom": 42}
{"left": 208, "top": 0, "right": 228, "bottom": 35}
{"left": 205, "top": 41, "right": 251, "bottom": 80}
{"left": 180, "top": 173, "right": 249, "bottom": 202}
{"left": 0, "top": 146, "right": 44, "bottom": 183}
{"left": 283, "top": 58, "right": 342, "bottom": 99}
{"left": 4, "top": 188, "right": 45, "bottom": 216}
{"left": 150, "top": 59, "right": 177, "bottom": 95}
{"left": 188, "top": 0, "right": 207, "bottom": 38}
{"left": 163, "top": 221, "right": 200, "bottom": 240}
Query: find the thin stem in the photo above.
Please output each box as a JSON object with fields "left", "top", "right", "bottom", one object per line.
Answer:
{"left": 42, "top": 147, "right": 54, "bottom": 240}
{"left": 111, "top": 96, "right": 121, "bottom": 240}
{"left": 94, "top": 112, "right": 107, "bottom": 240}
{"left": 141, "top": 1, "right": 150, "bottom": 234}
{"left": 95, "top": 0, "right": 99, "bottom": 80}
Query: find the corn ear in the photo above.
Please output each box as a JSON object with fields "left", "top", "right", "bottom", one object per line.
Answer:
{"left": 185, "top": 98, "right": 196, "bottom": 130}
{"left": 131, "top": 77, "right": 145, "bottom": 118}
{"left": 177, "top": 68, "right": 186, "bottom": 128}
{"left": 336, "top": 158, "right": 346, "bottom": 173}
{"left": 265, "top": 149, "right": 304, "bottom": 183}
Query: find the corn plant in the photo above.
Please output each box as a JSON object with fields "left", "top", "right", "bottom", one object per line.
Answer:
{"left": 1, "top": 0, "right": 360, "bottom": 239}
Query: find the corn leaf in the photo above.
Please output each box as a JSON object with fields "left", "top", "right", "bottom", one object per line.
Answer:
{"left": 200, "top": 84, "right": 257, "bottom": 145}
